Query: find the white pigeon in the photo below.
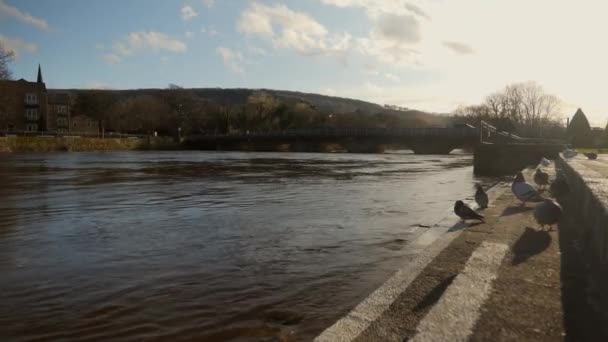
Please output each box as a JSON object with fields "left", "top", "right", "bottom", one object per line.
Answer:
{"left": 512, "top": 171, "right": 544, "bottom": 205}
{"left": 563, "top": 149, "right": 578, "bottom": 159}
{"left": 540, "top": 157, "right": 551, "bottom": 167}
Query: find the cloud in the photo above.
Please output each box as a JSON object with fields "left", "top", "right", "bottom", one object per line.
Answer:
{"left": 202, "top": 0, "right": 214, "bottom": 8}
{"left": 0, "top": 1, "right": 49, "bottom": 31}
{"left": 0, "top": 35, "right": 37, "bottom": 57}
{"left": 103, "top": 31, "right": 186, "bottom": 64}
{"left": 103, "top": 53, "right": 121, "bottom": 64}
{"left": 376, "top": 13, "right": 421, "bottom": 44}
{"left": 320, "top": 0, "right": 430, "bottom": 66}
{"left": 237, "top": 3, "right": 350, "bottom": 59}
{"left": 185, "top": 31, "right": 195, "bottom": 38}
{"left": 320, "top": 0, "right": 430, "bottom": 19}
{"left": 442, "top": 41, "right": 474, "bottom": 55}
{"left": 181, "top": 5, "right": 198, "bottom": 21}
{"left": 384, "top": 72, "right": 400, "bottom": 81}
{"left": 216, "top": 47, "right": 244, "bottom": 74}
{"left": 201, "top": 27, "right": 219, "bottom": 37}
{"left": 248, "top": 45, "right": 267, "bottom": 55}
{"left": 95, "top": 43, "right": 104, "bottom": 50}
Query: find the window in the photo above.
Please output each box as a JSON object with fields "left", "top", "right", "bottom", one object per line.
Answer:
{"left": 25, "top": 93, "right": 38, "bottom": 105}
{"left": 25, "top": 123, "right": 38, "bottom": 132}
{"left": 57, "top": 105, "right": 68, "bottom": 114}
{"left": 57, "top": 117, "right": 67, "bottom": 126}
{"left": 25, "top": 108, "right": 39, "bottom": 121}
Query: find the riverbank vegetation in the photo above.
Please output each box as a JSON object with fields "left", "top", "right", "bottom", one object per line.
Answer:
{"left": 0, "top": 136, "right": 178, "bottom": 153}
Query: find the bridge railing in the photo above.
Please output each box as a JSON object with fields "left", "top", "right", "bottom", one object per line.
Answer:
{"left": 195, "top": 127, "right": 479, "bottom": 139}
{"left": 478, "top": 120, "right": 564, "bottom": 145}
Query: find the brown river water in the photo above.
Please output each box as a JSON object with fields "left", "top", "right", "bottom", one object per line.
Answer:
{"left": 0, "top": 151, "right": 494, "bottom": 341}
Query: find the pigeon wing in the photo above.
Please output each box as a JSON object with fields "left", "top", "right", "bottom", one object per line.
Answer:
{"left": 514, "top": 182, "right": 544, "bottom": 202}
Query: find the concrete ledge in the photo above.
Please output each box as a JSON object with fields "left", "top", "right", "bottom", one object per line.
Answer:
{"left": 556, "top": 155, "right": 608, "bottom": 317}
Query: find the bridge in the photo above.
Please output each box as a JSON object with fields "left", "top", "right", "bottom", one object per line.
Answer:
{"left": 185, "top": 121, "right": 565, "bottom": 161}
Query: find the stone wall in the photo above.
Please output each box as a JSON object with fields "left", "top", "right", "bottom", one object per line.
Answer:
{"left": 557, "top": 156, "right": 608, "bottom": 319}
{"left": 474, "top": 143, "right": 564, "bottom": 175}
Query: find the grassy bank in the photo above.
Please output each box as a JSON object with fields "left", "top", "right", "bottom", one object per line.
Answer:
{"left": 0, "top": 136, "right": 180, "bottom": 153}
{"left": 575, "top": 148, "right": 608, "bottom": 154}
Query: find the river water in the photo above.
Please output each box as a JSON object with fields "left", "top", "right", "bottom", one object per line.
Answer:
{"left": 0, "top": 151, "right": 493, "bottom": 341}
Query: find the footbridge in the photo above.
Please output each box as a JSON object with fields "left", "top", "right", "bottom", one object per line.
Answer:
{"left": 185, "top": 121, "right": 564, "bottom": 159}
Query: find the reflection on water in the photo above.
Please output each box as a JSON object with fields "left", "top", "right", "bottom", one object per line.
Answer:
{"left": 0, "top": 151, "right": 493, "bottom": 341}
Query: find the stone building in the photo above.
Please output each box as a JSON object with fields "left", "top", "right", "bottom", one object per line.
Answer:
{"left": 47, "top": 92, "right": 71, "bottom": 133}
{"left": 70, "top": 114, "right": 99, "bottom": 134}
{"left": 0, "top": 65, "right": 74, "bottom": 133}
{"left": 0, "top": 65, "right": 48, "bottom": 131}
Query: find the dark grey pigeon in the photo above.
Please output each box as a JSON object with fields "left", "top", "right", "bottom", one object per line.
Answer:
{"left": 549, "top": 176, "right": 570, "bottom": 198}
{"left": 534, "top": 198, "right": 563, "bottom": 231}
{"left": 584, "top": 152, "right": 598, "bottom": 160}
{"left": 475, "top": 184, "right": 489, "bottom": 209}
{"left": 534, "top": 168, "right": 549, "bottom": 190}
{"left": 454, "top": 200, "right": 484, "bottom": 222}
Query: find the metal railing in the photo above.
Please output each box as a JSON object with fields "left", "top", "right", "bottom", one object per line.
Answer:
{"left": 478, "top": 120, "right": 564, "bottom": 145}
{"left": 193, "top": 127, "right": 480, "bottom": 139}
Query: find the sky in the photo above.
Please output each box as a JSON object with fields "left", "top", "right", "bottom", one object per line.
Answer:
{"left": 1, "top": 0, "right": 607, "bottom": 126}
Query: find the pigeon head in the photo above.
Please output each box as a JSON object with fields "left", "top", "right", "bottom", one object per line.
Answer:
{"left": 535, "top": 168, "right": 541, "bottom": 174}
{"left": 514, "top": 172, "right": 525, "bottom": 183}
{"left": 455, "top": 200, "right": 464, "bottom": 208}
{"left": 475, "top": 184, "right": 483, "bottom": 190}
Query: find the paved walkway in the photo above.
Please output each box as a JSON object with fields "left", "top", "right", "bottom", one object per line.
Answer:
{"left": 317, "top": 166, "right": 608, "bottom": 341}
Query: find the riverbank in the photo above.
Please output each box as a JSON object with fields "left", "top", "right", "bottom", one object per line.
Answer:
{"left": 317, "top": 164, "right": 607, "bottom": 341}
{"left": 0, "top": 136, "right": 179, "bottom": 153}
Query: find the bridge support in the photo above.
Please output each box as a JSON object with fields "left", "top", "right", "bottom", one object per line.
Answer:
{"left": 409, "top": 142, "right": 455, "bottom": 155}
{"left": 473, "top": 143, "right": 565, "bottom": 175}
{"left": 343, "top": 141, "right": 385, "bottom": 154}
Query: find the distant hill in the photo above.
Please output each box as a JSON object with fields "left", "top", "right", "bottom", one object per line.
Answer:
{"left": 51, "top": 87, "right": 453, "bottom": 128}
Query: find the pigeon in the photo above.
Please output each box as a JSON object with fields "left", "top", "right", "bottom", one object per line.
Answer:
{"left": 563, "top": 149, "right": 578, "bottom": 159}
{"left": 540, "top": 157, "right": 551, "bottom": 167}
{"left": 549, "top": 176, "right": 570, "bottom": 198}
{"left": 534, "top": 198, "right": 563, "bottom": 231}
{"left": 512, "top": 172, "right": 544, "bottom": 205}
{"left": 454, "top": 200, "right": 484, "bottom": 222}
{"left": 475, "top": 184, "right": 489, "bottom": 209}
{"left": 533, "top": 168, "right": 550, "bottom": 190}
{"left": 584, "top": 152, "right": 598, "bottom": 160}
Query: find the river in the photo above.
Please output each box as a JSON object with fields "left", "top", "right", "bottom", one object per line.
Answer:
{"left": 0, "top": 151, "right": 493, "bottom": 341}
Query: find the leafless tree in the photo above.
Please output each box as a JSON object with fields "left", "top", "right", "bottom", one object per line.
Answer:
{"left": 0, "top": 43, "right": 15, "bottom": 80}
{"left": 455, "top": 81, "right": 563, "bottom": 137}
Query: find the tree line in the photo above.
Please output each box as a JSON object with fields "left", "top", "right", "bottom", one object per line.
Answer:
{"left": 71, "top": 88, "right": 447, "bottom": 136}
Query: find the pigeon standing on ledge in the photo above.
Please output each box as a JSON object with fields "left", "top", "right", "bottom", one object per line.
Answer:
{"left": 540, "top": 157, "right": 551, "bottom": 167}
{"left": 534, "top": 168, "right": 550, "bottom": 190}
{"left": 512, "top": 172, "right": 544, "bottom": 205}
{"left": 550, "top": 176, "right": 570, "bottom": 198}
{"left": 563, "top": 149, "right": 578, "bottom": 158}
{"left": 584, "top": 152, "right": 598, "bottom": 160}
{"left": 534, "top": 199, "right": 563, "bottom": 231}
{"left": 454, "top": 200, "right": 484, "bottom": 222}
{"left": 475, "top": 184, "right": 489, "bottom": 209}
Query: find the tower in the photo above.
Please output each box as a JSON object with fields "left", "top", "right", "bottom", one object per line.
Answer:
{"left": 37, "top": 64, "right": 43, "bottom": 84}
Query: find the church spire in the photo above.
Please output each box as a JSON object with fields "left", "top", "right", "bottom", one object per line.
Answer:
{"left": 37, "top": 64, "right": 43, "bottom": 84}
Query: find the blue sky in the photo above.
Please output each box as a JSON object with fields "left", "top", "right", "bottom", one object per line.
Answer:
{"left": 2, "top": 0, "right": 608, "bottom": 125}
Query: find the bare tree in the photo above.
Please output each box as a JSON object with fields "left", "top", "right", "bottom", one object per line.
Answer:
{"left": 0, "top": 43, "right": 15, "bottom": 80}
{"left": 455, "top": 81, "right": 563, "bottom": 138}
